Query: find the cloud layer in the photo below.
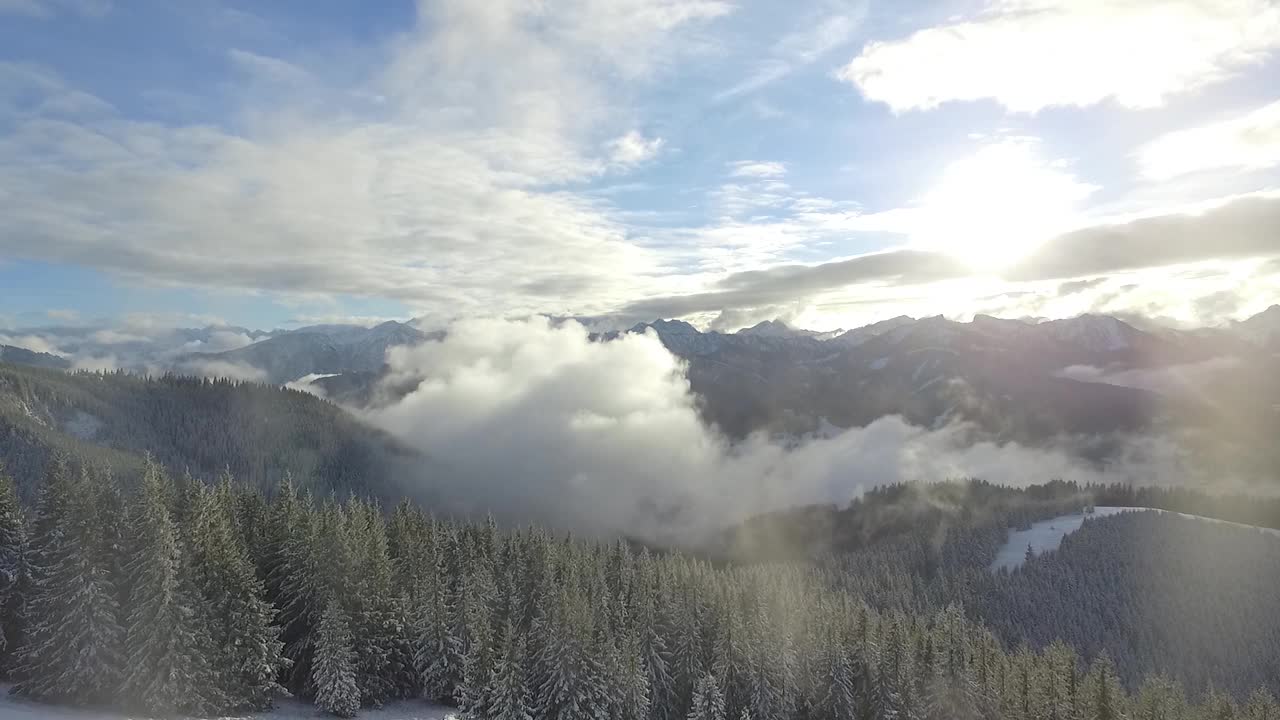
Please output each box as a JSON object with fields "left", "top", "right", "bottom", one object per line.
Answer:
{"left": 364, "top": 317, "right": 1200, "bottom": 540}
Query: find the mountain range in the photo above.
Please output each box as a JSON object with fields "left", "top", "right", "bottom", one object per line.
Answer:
{"left": 3, "top": 307, "right": 1278, "bottom": 478}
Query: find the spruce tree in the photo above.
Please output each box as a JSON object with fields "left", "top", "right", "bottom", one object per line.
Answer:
{"left": 0, "top": 464, "right": 28, "bottom": 677}
{"left": 120, "top": 461, "right": 217, "bottom": 715}
{"left": 689, "top": 671, "right": 728, "bottom": 720}
{"left": 13, "top": 461, "right": 125, "bottom": 706}
{"left": 415, "top": 549, "right": 461, "bottom": 703}
{"left": 189, "top": 478, "right": 288, "bottom": 710}
{"left": 484, "top": 619, "right": 533, "bottom": 720}
{"left": 273, "top": 488, "right": 322, "bottom": 694}
{"left": 313, "top": 600, "right": 360, "bottom": 718}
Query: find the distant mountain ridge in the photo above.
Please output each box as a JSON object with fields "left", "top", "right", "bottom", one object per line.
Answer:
{"left": 174, "top": 320, "right": 429, "bottom": 384}
{"left": 3, "top": 309, "right": 1277, "bottom": 476}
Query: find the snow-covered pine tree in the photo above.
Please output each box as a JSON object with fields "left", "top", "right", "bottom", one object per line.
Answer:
{"left": 0, "top": 464, "right": 28, "bottom": 677}
{"left": 273, "top": 488, "right": 323, "bottom": 694}
{"left": 13, "top": 460, "right": 125, "bottom": 706}
{"left": 744, "top": 602, "right": 788, "bottom": 720}
{"left": 1084, "top": 651, "right": 1124, "bottom": 720}
{"left": 455, "top": 537, "right": 498, "bottom": 713}
{"left": 484, "top": 619, "right": 533, "bottom": 720}
{"left": 633, "top": 550, "right": 675, "bottom": 720}
{"left": 313, "top": 600, "right": 361, "bottom": 718}
{"left": 414, "top": 548, "right": 461, "bottom": 703}
{"left": 1244, "top": 688, "right": 1277, "bottom": 720}
{"left": 618, "top": 623, "right": 653, "bottom": 720}
{"left": 688, "top": 671, "right": 728, "bottom": 720}
{"left": 120, "top": 460, "right": 218, "bottom": 716}
{"left": 535, "top": 572, "right": 610, "bottom": 720}
{"left": 189, "top": 478, "right": 288, "bottom": 710}
{"left": 346, "top": 499, "right": 403, "bottom": 705}
{"left": 816, "top": 646, "right": 860, "bottom": 720}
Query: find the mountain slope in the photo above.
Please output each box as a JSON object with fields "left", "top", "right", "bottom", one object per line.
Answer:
{"left": 0, "top": 361, "right": 423, "bottom": 499}
{"left": 177, "top": 321, "right": 428, "bottom": 384}
{"left": 0, "top": 345, "right": 70, "bottom": 370}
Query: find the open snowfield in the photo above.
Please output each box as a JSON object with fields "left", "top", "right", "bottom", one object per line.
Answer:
{"left": 990, "top": 507, "right": 1280, "bottom": 572}
{"left": 0, "top": 686, "right": 459, "bottom": 720}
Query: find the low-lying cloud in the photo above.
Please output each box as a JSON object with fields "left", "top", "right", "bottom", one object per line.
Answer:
{"left": 363, "top": 317, "right": 1197, "bottom": 541}
{"left": 1056, "top": 357, "right": 1242, "bottom": 395}
{"left": 174, "top": 358, "right": 269, "bottom": 384}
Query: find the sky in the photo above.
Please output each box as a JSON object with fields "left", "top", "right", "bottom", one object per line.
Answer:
{"left": 2, "top": 0, "right": 1279, "bottom": 334}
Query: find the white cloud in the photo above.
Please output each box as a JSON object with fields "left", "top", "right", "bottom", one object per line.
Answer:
{"left": 88, "top": 329, "right": 153, "bottom": 345}
{"left": 365, "top": 316, "right": 1204, "bottom": 540}
{"left": 179, "top": 330, "right": 257, "bottom": 354}
{"left": 607, "top": 130, "right": 664, "bottom": 166}
{"left": 728, "top": 160, "right": 788, "bottom": 178}
{"left": 1138, "top": 100, "right": 1280, "bottom": 180}
{"left": 0, "top": 333, "right": 64, "bottom": 355}
{"left": 176, "top": 358, "right": 269, "bottom": 383}
{"left": 0, "top": 1, "right": 729, "bottom": 318}
{"left": 70, "top": 354, "right": 118, "bottom": 372}
{"left": 840, "top": 0, "right": 1280, "bottom": 113}
{"left": 1056, "top": 357, "right": 1242, "bottom": 394}
{"left": 45, "top": 308, "right": 80, "bottom": 322}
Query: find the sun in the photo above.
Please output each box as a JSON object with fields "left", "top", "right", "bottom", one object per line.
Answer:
{"left": 915, "top": 140, "right": 1097, "bottom": 271}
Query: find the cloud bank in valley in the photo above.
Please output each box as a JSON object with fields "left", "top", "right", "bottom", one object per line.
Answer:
{"left": 362, "top": 317, "right": 1193, "bottom": 540}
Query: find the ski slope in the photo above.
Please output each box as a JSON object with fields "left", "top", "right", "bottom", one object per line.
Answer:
{"left": 0, "top": 687, "right": 459, "bottom": 720}
{"left": 991, "top": 506, "right": 1280, "bottom": 572}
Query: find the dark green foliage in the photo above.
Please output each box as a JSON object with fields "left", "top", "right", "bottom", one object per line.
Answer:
{"left": 0, "top": 463, "right": 27, "bottom": 677}
{"left": 188, "top": 478, "right": 288, "bottom": 710}
{"left": 121, "top": 461, "right": 217, "bottom": 715}
{"left": 0, "top": 362, "right": 420, "bottom": 501}
{"left": 1, "top": 458, "right": 1278, "bottom": 720}
{"left": 12, "top": 460, "right": 125, "bottom": 705}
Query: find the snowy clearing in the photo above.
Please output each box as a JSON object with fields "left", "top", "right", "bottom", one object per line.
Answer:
{"left": 990, "top": 506, "right": 1280, "bottom": 572}
{"left": 0, "top": 687, "right": 459, "bottom": 720}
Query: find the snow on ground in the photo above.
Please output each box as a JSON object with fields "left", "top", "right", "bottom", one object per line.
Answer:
{"left": 990, "top": 507, "right": 1280, "bottom": 572}
{"left": 0, "top": 686, "right": 459, "bottom": 720}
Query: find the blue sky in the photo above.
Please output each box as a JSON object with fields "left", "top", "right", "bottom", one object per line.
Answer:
{"left": 2, "top": 0, "right": 1279, "bottom": 337}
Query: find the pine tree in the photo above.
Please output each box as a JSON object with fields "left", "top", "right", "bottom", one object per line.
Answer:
{"left": 120, "top": 461, "right": 218, "bottom": 715}
{"left": 313, "top": 600, "right": 360, "bottom": 718}
{"left": 347, "top": 499, "right": 403, "bottom": 705}
{"left": 689, "top": 671, "right": 728, "bottom": 720}
{"left": 272, "top": 488, "right": 322, "bottom": 694}
{"left": 484, "top": 619, "right": 533, "bottom": 720}
{"left": 0, "top": 464, "right": 28, "bottom": 678}
{"left": 455, "top": 540, "right": 498, "bottom": 713}
{"left": 618, "top": 624, "right": 654, "bottom": 720}
{"left": 415, "top": 548, "right": 461, "bottom": 703}
{"left": 12, "top": 461, "right": 125, "bottom": 706}
{"left": 817, "top": 646, "right": 860, "bottom": 720}
{"left": 189, "top": 478, "right": 288, "bottom": 710}
{"left": 1085, "top": 652, "right": 1124, "bottom": 720}
{"left": 1245, "top": 688, "right": 1277, "bottom": 720}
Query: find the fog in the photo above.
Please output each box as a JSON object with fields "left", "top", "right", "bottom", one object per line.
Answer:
{"left": 362, "top": 317, "right": 1193, "bottom": 542}
{"left": 1056, "top": 357, "right": 1242, "bottom": 394}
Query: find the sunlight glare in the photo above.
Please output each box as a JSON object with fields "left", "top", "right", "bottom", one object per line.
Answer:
{"left": 917, "top": 140, "right": 1097, "bottom": 270}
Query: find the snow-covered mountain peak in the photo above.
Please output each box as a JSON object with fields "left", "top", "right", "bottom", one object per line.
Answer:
{"left": 1041, "top": 314, "right": 1137, "bottom": 352}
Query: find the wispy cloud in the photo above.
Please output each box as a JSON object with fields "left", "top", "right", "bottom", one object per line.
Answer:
{"left": 716, "top": 2, "right": 866, "bottom": 101}
{"left": 1138, "top": 99, "right": 1280, "bottom": 180}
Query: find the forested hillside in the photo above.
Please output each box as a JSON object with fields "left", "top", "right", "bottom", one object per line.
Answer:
{"left": 2, "top": 461, "right": 1279, "bottom": 720}
{"left": 982, "top": 512, "right": 1280, "bottom": 696}
{"left": 725, "top": 480, "right": 1280, "bottom": 698}
{"left": 0, "top": 362, "right": 422, "bottom": 500}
